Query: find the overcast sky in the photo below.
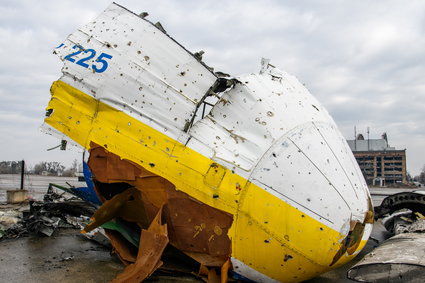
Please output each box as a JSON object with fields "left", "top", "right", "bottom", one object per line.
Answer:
{"left": 0, "top": 0, "right": 424, "bottom": 175}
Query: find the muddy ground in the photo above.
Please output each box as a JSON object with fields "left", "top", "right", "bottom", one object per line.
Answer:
{"left": 0, "top": 228, "right": 122, "bottom": 283}
{"left": 0, "top": 175, "right": 399, "bottom": 282}
{"left": 0, "top": 226, "right": 212, "bottom": 282}
{"left": 0, "top": 214, "right": 389, "bottom": 283}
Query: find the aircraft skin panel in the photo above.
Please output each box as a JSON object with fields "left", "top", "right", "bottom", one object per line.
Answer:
{"left": 187, "top": 68, "right": 371, "bottom": 233}
{"left": 189, "top": 70, "right": 339, "bottom": 175}
{"left": 249, "top": 122, "right": 369, "bottom": 230}
{"left": 316, "top": 122, "right": 372, "bottom": 203}
{"left": 45, "top": 80, "right": 364, "bottom": 282}
{"left": 53, "top": 3, "right": 216, "bottom": 139}
{"left": 44, "top": 3, "right": 373, "bottom": 282}
{"left": 231, "top": 258, "right": 280, "bottom": 283}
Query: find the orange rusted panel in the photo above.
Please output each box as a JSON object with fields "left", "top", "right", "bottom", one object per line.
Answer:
{"left": 106, "top": 230, "right": 137, "bottom": 265}
{"left": 85, "top": 143, "right": 233, "bottom": 280}
{"left": 111, "top": 207, "right": 168, "bottom": 282}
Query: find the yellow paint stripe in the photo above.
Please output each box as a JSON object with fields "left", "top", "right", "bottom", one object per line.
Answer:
{"left": 45, "top": 80, "right": 360, "bottom": 281}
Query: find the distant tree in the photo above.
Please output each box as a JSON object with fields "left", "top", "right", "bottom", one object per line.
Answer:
{"left": 33, "top": 161, "right": 65, "bottom": 176}
{"left": 406, "top": 172, "right": 413, "bottom": 182}
{"left": 62, "top": 168, "right": 75, "bottom": 177}
{"left": 62, "top": 159, "right": 79, "bottom": 177}
{"left": 33, "top": 162, "right": 45, "bottom": 175}
{"left": 0, "top": 161, "right": 25, "bottom": 174}
{"left": 419, "top": 165, "right": 425, "bottom": 184}
{"left": 71, "top": 159, "right": 78, "bottom": 172}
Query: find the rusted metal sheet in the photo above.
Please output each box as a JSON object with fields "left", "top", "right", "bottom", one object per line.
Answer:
{"left": 110, "top": 206, "right": 168, "bottom": 282}
{"left": 106, "top": 229, "right": 137, "bottom": 265}
{"left": 347, "top": 233, "right": 425, "bottom": 283}
{"left": 84, "top": 145, "right": 233, "bottom": 271}
{"left": 43, "top": 3, "right": 373, "bottom": 282}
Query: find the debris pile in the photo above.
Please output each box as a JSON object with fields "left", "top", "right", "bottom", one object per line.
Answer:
{"left": 348, "top": 191, "right": 425, "bottom": 282}
{"left": 375, "top": 191, "right": 425, "bottom": 234}
{"left": 1, "top": 181, "right": 234, "bottom": 282}
{"left": 0, "top": 209, "right": 22, "bottom": 238}
{"left": 0, "top": 184, "right": 96, "bottom": 239}
{"left": 382, "top": 210, "right": 425, "bottom": 234}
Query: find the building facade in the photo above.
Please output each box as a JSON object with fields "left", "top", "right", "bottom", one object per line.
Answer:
{"left": 347, "top": 133, "right": 407, "bottom": 186}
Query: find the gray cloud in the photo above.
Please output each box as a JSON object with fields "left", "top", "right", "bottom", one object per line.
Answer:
{"left": 0, "top": 0, "right": 424, "bottom": 175}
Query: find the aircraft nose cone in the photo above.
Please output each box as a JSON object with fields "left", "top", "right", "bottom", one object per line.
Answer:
{"left": 249, "top": 121, "right": 371, "bottom": 233}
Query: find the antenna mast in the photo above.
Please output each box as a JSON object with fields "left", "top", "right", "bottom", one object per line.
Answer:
{"left": 367, "top": 127, "right": 370, "bottom": 151}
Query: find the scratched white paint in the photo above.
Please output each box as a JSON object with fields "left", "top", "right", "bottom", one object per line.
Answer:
{"left": 45, "top": 3, "right": 372, "bottom": 282}
{"left": 51, "top": 3, "right": 216, "bottom": 140}
{"left": 189, "top": 64, "right": 371, "bottom": 232}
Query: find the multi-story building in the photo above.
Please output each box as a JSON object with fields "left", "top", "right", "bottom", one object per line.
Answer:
{"left": 347, "top": 133, "right": 407, "bottom": 186}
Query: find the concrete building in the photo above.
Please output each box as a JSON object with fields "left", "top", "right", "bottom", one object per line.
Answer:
{"left": 347, "top": 133, "right": 407, "bottom": 186}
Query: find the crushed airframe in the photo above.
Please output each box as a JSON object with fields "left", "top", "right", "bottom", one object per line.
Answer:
{"left": 347, "top": 191, "right": 425, "bottom": 282}
{"left": 42, "top": 3, "right": 373, "bottom": 282}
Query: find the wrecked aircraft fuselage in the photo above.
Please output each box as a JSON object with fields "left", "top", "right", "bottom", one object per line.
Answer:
{"left": 42, "top": 3, "right": 373, "bottom": 282}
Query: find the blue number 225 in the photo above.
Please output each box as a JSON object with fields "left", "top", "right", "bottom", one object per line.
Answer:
{"left": 64, "top": 45, "right": 113, "bottom": 73}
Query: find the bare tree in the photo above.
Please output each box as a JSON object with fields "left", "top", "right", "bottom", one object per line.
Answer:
{"left": 33, "top": 161, "right": 65, "bottom": 176}
{"left": 62, "top": 159, "right": 79, "bottom": 177}
{"left": 0, "top": 161, "right": 25, "bottom": 174}
{"left": 419, "top": 165, "right": 425, "bottom": 184}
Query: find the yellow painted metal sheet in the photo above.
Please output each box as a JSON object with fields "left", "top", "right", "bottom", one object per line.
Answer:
{"left": 45, "top": 80, "right": 364, "bottom": 282}
{"left": 43, "top": 4, "right": 373, "bottom": 282}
